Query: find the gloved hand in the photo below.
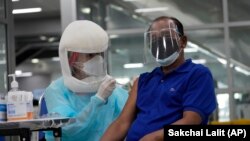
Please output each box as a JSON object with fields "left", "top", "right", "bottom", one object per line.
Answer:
{"left": 96, "top": 75, "right": 116, "bottom": 102}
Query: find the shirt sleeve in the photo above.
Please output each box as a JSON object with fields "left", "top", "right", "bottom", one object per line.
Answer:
{"left": 182, "top": 67, "right": 217, "bottom": 123}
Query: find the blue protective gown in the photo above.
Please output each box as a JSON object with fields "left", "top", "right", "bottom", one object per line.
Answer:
{"left": 44, "top": 77, "right": 128, "bottom": 141}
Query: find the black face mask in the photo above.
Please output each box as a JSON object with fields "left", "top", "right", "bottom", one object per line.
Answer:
{"left": 151, "top": 38, "right": 179, "bottom": 60}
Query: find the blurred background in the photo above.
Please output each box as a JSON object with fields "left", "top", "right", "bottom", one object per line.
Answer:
{"left": 1, "top": 0, "right": 250, "bottom": 122}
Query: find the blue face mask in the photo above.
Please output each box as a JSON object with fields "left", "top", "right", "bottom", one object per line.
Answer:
{"left": 156, "top": 51, "right": 179, "bottom": 66}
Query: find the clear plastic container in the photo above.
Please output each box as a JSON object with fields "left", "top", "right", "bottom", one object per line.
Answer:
{"left": 6, "top": 74, "right": 34, "bottom": 121}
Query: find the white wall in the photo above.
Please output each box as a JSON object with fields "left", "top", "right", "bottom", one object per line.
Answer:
{"left": 17, "top": 74, "right": 51, "bottom": 91}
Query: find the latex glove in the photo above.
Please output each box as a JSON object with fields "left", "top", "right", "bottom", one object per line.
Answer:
{"left": 96, "top": 75, "right": 116, "bottom": 102}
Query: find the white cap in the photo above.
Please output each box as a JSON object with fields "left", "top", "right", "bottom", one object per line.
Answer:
{"left": 59, "top": 20, "right": 109, "bottom": 93}
{"left": 59, "top": 20, "right": 109, "bottom": 53}
{"left": 8, "top": 74, "right": 18, "bottom": 89}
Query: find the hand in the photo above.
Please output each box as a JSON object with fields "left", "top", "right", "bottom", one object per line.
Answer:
{"left": 96, "top": 75, "right": 116, "bottom": 102}
{"left": 139, "top": 129, "right": 164, "bottom": 141}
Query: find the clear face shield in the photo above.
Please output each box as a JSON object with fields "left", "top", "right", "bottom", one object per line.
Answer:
{"left": 68, "top": 51, "right": 107, "bottom": 81}
{"left": 144, "top": 25, "right": 182, "bottom": 66}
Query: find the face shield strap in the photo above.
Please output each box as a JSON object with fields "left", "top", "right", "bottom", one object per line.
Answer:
{"left": 169, "top": 23, "right": 174, "bottom": 47}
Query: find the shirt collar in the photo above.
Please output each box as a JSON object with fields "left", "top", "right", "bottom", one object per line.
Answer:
{"left": 174, "top": 58, "right": 193, "bottom": 73}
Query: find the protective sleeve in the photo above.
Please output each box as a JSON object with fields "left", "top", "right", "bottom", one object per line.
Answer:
{"left": 182, "top": 67, "right": 217, "bottom": 123}
{"left": 44, "top": 82, "right": 106, "bottom": 137}
{"left": 111, "top": 86, "right": 129, "bottom": 118}
{"left": 62, "top": 96, "right": 105, "bottom": 137}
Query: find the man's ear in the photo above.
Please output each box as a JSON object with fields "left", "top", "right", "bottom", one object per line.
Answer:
{"left": 180, "top": 36, "right": 187, "bottom": 49}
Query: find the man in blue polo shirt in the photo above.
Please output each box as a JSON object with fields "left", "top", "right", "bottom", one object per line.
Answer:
{"left": 101, "top": 16, "right": 217, "bottom": 141}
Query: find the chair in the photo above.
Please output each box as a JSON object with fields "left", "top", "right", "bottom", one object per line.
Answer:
{"left": 38, "top": 93, "right": 48, "bottom": 118}
{"left": 37, "top": 93, "right": 63, "bottom": 141}
{"left": 37, "top": 93, "right": 48, "bottom": 141}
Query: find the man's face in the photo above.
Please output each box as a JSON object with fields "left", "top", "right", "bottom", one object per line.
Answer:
{"left": 143, "top": 18, "right": 188, "bottom": 66}
{"left": 150, "top": 19, "right": 186, "bottom": 49}
{"left": 146, "top": 20, "right": 181, "bottom": 60}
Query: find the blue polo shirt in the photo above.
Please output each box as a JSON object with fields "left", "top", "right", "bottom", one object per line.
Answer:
{"left": 126, "top": 59, "right": 217, "bottom": 141}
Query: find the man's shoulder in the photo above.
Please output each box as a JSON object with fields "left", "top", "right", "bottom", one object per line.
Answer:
{"left": 140, "top": 67, "right": 159, "bottom": 78}
{"left": 190, "top": 62, "right": 212, "bottom": 76}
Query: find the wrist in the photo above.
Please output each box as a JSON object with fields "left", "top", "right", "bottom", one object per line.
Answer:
{"left": 95, "top": 94, "right": 107, "bottom": 103}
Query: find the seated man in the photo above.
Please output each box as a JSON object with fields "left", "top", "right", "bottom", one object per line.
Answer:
{"left": 101, "top": 16, "right": 217, "bottom": 141}
{"left": 44, "top": 20, "right": 128, "bottom": 141}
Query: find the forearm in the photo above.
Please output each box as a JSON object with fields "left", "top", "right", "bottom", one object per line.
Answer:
{"left": 101, "top": 78, "right": 138, "bottom": 141}
{"left": 171, "top": 118, "right": 192, "bottom": 125}
{"left": 171, "top": 111, "right": 202, "bottom": 125}
{"left": 140, "top": 129, "right": 164, "bottom": 141}
{"left": 101, "top": 119, "right": 130, "bottom": 141}
{"left": 63, "top": 96, "right": 105, "bottom": 135}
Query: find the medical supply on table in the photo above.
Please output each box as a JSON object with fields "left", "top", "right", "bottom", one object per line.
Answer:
{"left": 0, "top": 94, "right": 6, "bottom": 121}
{"left": 6, "top": 74, "right": 34, "bottom": 121}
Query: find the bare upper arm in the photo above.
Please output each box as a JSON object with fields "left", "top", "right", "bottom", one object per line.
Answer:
{"left": 183, "top": 111, "right": 202, "bottom": 124}
{"left": 172, "top": 111, "right": 202, "bottom": 125}
{"left": 117, "top": 78, "right": 139, "bottom": 124}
